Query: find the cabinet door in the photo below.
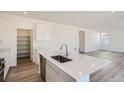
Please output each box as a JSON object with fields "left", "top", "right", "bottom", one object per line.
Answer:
{"left": 46, "top": 60, "right": 75, "bottom": 82}
{"left": 36, "top": 24, "right": 51, "bottom": 41}
{"left": 59, "top": 71, "right": 75, "bottom": 82}
{"left": 46, "top": 63, "right": 60, "bottom": 82}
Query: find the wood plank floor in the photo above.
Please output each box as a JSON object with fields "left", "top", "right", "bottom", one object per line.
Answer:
{"left": 5, "top": 58, "right": 43, "bottom": 82}
{"left": 5, "top": 50, "right": 124, "bottom": 82}
{"left": 84, "top": 50, "right": 124, "bottom": 82}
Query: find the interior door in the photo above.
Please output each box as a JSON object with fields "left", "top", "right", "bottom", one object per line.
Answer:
{"left": 79, "top": 31, "right": 85, "bottom": 53}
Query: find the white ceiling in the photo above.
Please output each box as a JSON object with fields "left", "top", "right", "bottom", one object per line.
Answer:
{"left": 1, "top": 11, "right": 124, "bottom": 31}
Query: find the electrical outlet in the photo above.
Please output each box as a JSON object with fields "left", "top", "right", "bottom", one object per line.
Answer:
{"left": 74, "top": 48, "right": 77, "bottom": 51}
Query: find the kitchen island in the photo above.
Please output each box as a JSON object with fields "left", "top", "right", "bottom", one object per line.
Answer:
{"left": 38, "top": 49, "right": 111, "bottom": 82}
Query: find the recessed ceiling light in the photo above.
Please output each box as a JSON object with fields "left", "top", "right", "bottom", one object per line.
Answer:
{"left": 112, "top": 11, "right": 115, "bottom": 13}
{"left": 24, "top": 11, "right": 27, "bottom": 14}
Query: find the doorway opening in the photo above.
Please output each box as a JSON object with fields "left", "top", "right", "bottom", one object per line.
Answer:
{"left": 17, "top": 28, "right": 33, "bottom": 65}
{"left": 79, "top": 31, "right": 85, "bottom": 53}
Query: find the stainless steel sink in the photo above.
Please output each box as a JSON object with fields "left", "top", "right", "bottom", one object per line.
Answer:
{"left": 51, "top": 55, "right": 72, "bottom": 63}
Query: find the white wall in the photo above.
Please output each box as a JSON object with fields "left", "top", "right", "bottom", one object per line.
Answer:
{"left": 0, "top": 13, "right": 100, "bottom": 66}
{"left": 0, "top": 14, "right": 34, "bottom": 66}
{"left": 85, "top": 30, "right": 100, "bottom": 52}
{"left": 80, "top": 29, "right": 100, "bottom": 52}
{"left": 101, "top": 30, "right": 124, "bottom": 52}
{"left": 35, "top": 23, "right": 80, "bottom": 53}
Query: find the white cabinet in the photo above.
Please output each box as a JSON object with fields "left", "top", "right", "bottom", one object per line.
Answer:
{"left": 46, "top": 60, "right": 75, "bottom": 82}
{"left": 35, "top": 24, "right": 51, "bottom": 41}
{"left": 46, "top": 62, "right": 60, "bottom": 82}
{"left": 59, "top": 69, "right": 76, "bottom": 82}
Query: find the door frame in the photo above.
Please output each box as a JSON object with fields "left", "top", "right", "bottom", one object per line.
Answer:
{"left": 16, "top": 28, "right": 33, "bottom": 64}
{"left": 79, "top": 31, "right": 85, "bottom": 53}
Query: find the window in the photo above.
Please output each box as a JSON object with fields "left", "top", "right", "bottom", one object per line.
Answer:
{"left": 101, "top": 33, "right": 110, "bottom": 45}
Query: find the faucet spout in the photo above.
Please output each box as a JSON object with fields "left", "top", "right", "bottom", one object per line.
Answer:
{"left": 60, "top": 44, "right": 69, "bottom": 57}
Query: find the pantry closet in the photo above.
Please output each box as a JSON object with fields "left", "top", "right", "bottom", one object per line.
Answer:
{"left": 17, "top": 29, "right": 32, "bottom": 59}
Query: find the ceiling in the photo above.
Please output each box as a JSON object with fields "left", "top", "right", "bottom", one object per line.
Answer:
{"left": 1, "top": 11, "right": 124, "bottom": 31}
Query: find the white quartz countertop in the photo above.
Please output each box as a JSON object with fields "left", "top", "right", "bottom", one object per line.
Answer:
{"left": 0, "top": 48, "right": 11, "bottom": 58}
{"left": 38, "top": 49, "right": 111, "bottom": 81}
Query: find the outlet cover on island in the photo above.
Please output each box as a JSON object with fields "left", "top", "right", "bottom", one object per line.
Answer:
{"left": 74, "top": 48, "right": 77, "bottom": 51}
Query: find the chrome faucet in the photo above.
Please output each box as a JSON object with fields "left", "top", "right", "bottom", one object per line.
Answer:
{"left": 60, "top": 44, "right": 69, "bottom": 57}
